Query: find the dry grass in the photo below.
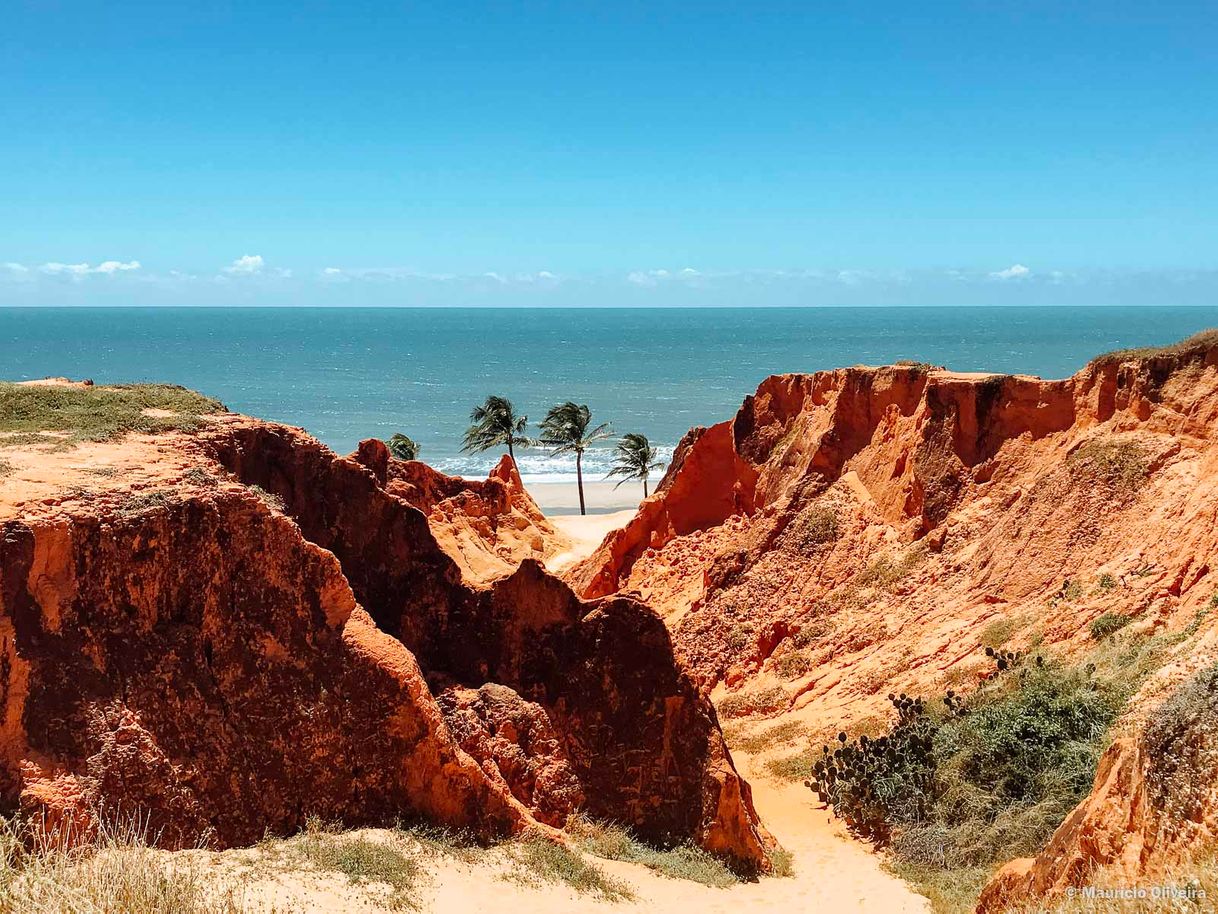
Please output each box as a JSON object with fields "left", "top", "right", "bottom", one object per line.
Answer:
{"left": 569, "top": 817, "right": 743, "bottom": 888}
{"left": 285, "top": 822, "right": 421, "bottom": 911}
{"left": 1067, "top": 438, "right": 1149, "bottom": 492}
{"left": 504, "top": 828, "right": 632, "bottom": 901}
{"left": 0, "top": 459, "right": 11, "bottom": 478}
{"left": 717, "top": 685, "right": 788, "bottom": 719}
{"left": 0, "top": 383, "right": 224, "bottom": 447}
{"left": 723, "top": 719, "right": 808, "bottom": 755}
{"left": 0, "top": 816, "right": 274, "bottom": 914}
{"left": 1088, "top": 329, "right": 1218, "bottom": 367}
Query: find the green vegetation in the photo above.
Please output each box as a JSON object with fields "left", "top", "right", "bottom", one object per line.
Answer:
{"left": 979, "top": 617, "right": 1019, "bottom": 649}
{"left": 462, "top": 395, "right": 532, "bottom": 462}
{"left": 806, "top": 654, "right": 1127, "bottom": 914}
{"left": 182, "top": 467, "right": 219, "bottom": 487}
{"left": 1142, "top": 662, "right": 1218, "bottom": 835}
{"left": 387, "top": 433, "right": 420, "bottom": 461}
{"left": 0, "top": 383, "right": 224, "bottom": 447}
{"left": 292, "top": 822, "right": 421, "bottom": 911}
{"left": 1089, "top": 612, "right": 1133, "bottom": 641}
{"left": 722, "top": 718, "right": 808, "bottom": 754}
{"left": 118, "top": 489, "right": 174, "bottom": 517}
{"left": 717, "top": 685, "right": 788, "bottom": 719}
{"left": 538, "top": 401, "right": 612, "bottom": 516}
{"left": 606, "top": 432, "right": 662, "bottom": 497}
{"left": 854, "top": 545, "right": 928, "bottom": 592}
{"left": 1088, "top": 329, "right": 1218, "bottom": 367}
{"left": 773, "top": 650, "right": 813, "bottom": 680}
{"left": 787, "top": 505, "right": 841, "bottom": 550}
{"left": 247, "top": 484, "right": 286, "bottom": 512}
{"left": 1096, "top": 573, "right": 1117, "bottom": 591}
{"left": 1066, "top": 438, "right": 1149, "bottom": 492}
{"left": 570, "top": 817, "right": 742, "bottom": 887}
{"left": 505, "top": 829, "right": 632, "bottom": 901}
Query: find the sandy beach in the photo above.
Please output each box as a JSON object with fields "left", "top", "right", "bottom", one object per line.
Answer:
{"left": 526, "top": 479, "right": 646, "bottom": 515}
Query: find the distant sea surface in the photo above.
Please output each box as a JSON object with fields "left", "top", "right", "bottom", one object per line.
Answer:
{"left": 4, "top": 306, "right": 1217, "bottom": 483}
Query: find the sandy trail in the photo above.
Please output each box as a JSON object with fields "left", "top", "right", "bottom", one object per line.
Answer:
{"left": 545, "top": 508, "right": 637, "bottom": 572}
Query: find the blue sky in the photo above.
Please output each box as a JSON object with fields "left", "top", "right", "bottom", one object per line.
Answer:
{"left": 2, "top": 1, "right": 1215, "bottom": 306}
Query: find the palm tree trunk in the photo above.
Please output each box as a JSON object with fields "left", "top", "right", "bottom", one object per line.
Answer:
{"left": 507, "top": 439, "right": 514, "bottom": 462}
{"left": 576, "top": 451, "right": 586, "bottom": 516}
{"left": 643, "top": 477, "right": 649, "bottom": 498}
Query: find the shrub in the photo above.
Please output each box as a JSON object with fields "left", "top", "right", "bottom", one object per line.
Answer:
{"left": 773, "top": 651, "right": 813, "bottom": 680}
{"left": 1089, "top": 612, "right": 1133, "bottom": 641}
{"left": 717, "top": 686, "right": 787, "bottom": 719}
{"left": 248, "top": 484, "right": 286, "bottom": 512}
{"left": 1096, "top": 574, "right": 1117, "bottom": 591}
{"left": 1142, "top": 662, "right": 1218, "bottom": 833}
{"left": 0, "top": 460, "right": 11, "bottom": 478}
{"left": 1066, "top": 438, "right": 1148, "bottom": 492}
{"left": 787, "top": 506, "right": 840, "bottom": 549}
{"left": 723, "top": 719, "right": 807, "bottom": 754}
{"left": 805, "top": 657, "right": 1122, "bottom": 898}
{"left": 980, "top": 618, "right": 1018, "bottom": 649}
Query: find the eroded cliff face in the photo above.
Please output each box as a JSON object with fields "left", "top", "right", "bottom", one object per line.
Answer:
{"left": 0, "top": 412, "right": 771, "bottom": 870}
{"left": 568, "top": 332, "right": 1218, "bottom": 907}
{"left": 351, "top": 438, "right": 569, "bottom": 583}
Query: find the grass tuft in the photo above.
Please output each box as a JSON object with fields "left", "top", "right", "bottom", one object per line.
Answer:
{"left": 291, "top": 825, "right": 421, "bottom": 911}
{"left": 505, "top": 828, "right": 633, "bottom": 901}
{"left": 717, "top": 686, "right": 788, "bottom": 719}
{"left": 0, "top": 815, "right": 259, "bottom": 914}
{"left": 568, "top": 817, "right": 741, "bottom": 888}
{"left": 1089, "top": 612, "right": 1133, "bottom": 641}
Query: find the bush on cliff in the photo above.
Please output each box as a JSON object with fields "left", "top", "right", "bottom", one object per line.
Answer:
{"left": 1142, "top": 661, "right": 1218, "bottom": 835}
{"left": 806, "top": 656, "right": 1123, "bottom": 913}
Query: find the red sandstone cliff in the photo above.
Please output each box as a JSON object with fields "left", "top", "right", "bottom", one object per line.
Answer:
{"left": 568, "top": 331, "right": 1218, "bottom": 908}
{"left": 0, "top": 410, "right": 771, "bottom": 870}
{"left": 352, "top": 438, "right": 569, "bottom": 583}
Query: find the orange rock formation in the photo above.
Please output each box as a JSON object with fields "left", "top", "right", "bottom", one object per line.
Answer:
{"left": 569, "top": 332, "right": 1218, "bottom": 908}
{"left": 0, "top": 413, "right": 771, "bottom": 870}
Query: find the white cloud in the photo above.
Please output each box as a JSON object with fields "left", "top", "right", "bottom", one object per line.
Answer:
{"left": 990, "top": 263, "right": 1031, "bottom": 280}
{"left": 94, "top": 260, "right": 141, "bottom": 274}
{"left": 224, "top": 254, "right": 265, "bottom": 275}
{"left": 3, "top": 262, "right": 29, "bottom": 273}
{"left": 322, "top": 267, "right": 344, "bottom": 275}
{"left": 40, "top": 262, "right": 92, "bottom": 276}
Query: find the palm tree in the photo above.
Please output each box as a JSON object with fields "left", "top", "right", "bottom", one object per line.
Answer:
{"left": 538, "top": 402, "right": 612, "bottom": 515}
{"left": 386, "top": 433, "right": 419, "bottom": 461}
{"left": 607, "top": 432, "right": 663, "bottom": 498}
{"left": 462, "top": 395, "right": 532, "bottom": 462}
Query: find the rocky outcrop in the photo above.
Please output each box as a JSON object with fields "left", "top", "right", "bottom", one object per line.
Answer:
{"left": 567, "top": 331, "right": 1218, "bottom": 904}
{"left": 0, "top": 409, "right": 772, "bottom": 869}
{"left": 0, "top": 488, "right": 524, "bottom": 848}
{"left": 202, "top": 420, "right": 771, "bottom": 865}
{"left": 352, "top": 438, "right": 568, "bottom": 583}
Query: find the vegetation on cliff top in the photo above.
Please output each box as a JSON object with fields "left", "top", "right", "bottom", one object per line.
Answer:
{"left": 0, "top": 382, "right": 225, "bottom": 446}
{"left": 797, "top": 650, "right": 1137, "bottom": 914}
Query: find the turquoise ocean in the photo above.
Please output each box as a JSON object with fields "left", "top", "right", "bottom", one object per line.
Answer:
{"left": 4, "top": 306, "right": 1217, "bottom": 483}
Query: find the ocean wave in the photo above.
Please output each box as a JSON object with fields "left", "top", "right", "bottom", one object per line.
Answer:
{"left": 434, "top": 443, "right": 674, "bottom": 483}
